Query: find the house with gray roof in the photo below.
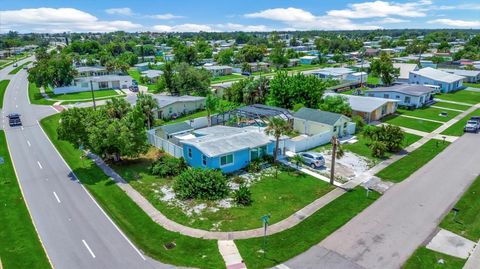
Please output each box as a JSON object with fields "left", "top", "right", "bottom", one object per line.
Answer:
{"left": 440, "top": 69, "right": 480, "bottom": 83}
{"left": 409, "top": 67, "right": 464, "bottom": 92}
{"left": 365, "top": 84, "right": 436, "bottom": 108}
{"left": 293, "top": 107, "right": 355, "bottom": 138}
{"left": 127, "top": 94, "right": 206, "bottom": 119}
{"left": 203, "top": 65, "right": 233, "bottom": 77}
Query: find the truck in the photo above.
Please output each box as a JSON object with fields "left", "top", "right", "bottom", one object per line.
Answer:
{"left": 464, "top": 116, "right": 480, "bottom": 133}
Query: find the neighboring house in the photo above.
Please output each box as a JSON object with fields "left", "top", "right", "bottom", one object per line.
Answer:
{"left": 299, "top": 55, "right": 318, "bottom": 65}
{"left": 393, "top": 63, "right": 418, "bottom": 83}
{"left": 126, "top": 94, "right": 206, "bottom": 119}
{"left": 325, "top": 93, "right": 398, "bottom": 123}
{"left": 155, "top": 122, "right": 193, "bottom": 141}
{"left": 409, "top": 67, "right": 464, "bottom": 92}
{"left": 135, "top": 62, "right": 150, "bottom": 72}
{"left": 365, "top": 84, "right": 436, "bottom": 108}
{"left": 440, "top": 69, "right": 480, "bottom": 83}
{"left": 203, "top": 65, "right": 233, "bottom": 77}
{"left": 181, "top": 125, "right": 275, "bottom": 173}
{"left": 364, "top": 48, "right": 380, "bottom": 57}
{"left": 141, "top": 70, "right": 164, "bottom": 83}
{"left": 293, "top": 107, "right": 355, "bottom": 138}
{"left": 164, "top": 54, "right": 174, "bottom": 62}
{"left": 309, "top": 67, "right": 366, "bottom": 83}
{"left": 419, "top": 60, "right": 437, "bottom": 69}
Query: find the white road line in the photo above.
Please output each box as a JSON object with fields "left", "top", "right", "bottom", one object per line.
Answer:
{"left": 53, "top": 191, "right": 61, "bottom": 203}
{"left": 276, "top": 264, "right": 291, "bottom": 269}
{"left": 82, "top": 240, "right": 96, "bottom": 258}
{"left": 26, "top": 140, "right": 31, "bottom": 147}
{"left": 21, "top": 126, "right": 24, "bottom": 131}
{"left": 37, "top": 161, "right": 43, "bottom": 169}
{"left": 15, "top": 104, "right": 18, "bottom": 108}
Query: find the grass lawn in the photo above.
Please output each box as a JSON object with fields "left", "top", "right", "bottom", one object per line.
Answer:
{"left": 440, "top": 175, "right": 480, "bottom": 241}
{"left": 8, "top": 61, "right": 31, "bottom": 75}
{"left": 433, "top": 102, "right": 471, "bottom": 111}
{"left": 376, "top": 139, "right": 450, "bottom": 183}
{"left": 28, "top": 82, "right": 56, "bottom": 106}
{"left": 367, "top": 74, "right": 381, "bottom": 85}
{"left": 40, "top": 114, "right": 224, "bottom": 268}
{"left": 0, "top": 131, "right": 51, "bottom": 269}
{"left": 441, "top": 109, "right": 480, "bottom": 137}
{"left": 382, "top": 114, "right": 443, "bottom": 133}
{"left": 436, "top": 90, "right": 480, "bottom": 105}
{"left": 113, "top": 158, "right": 335, "bottom": 231}
{"left": 0, "top": 80, "right": 10, "bottom": 108}
{"left": 235, "top": 187, "right": 380, "bottom": 269}
{"left": 211, "top": 74, "right": 244, "bottom": 83}
{"left": 397, "top": 107, "right": 461, "bottom": 122}
{"left": 402, "top": 247, "right": 465, "bottom": 269}
{"left": 49, "top": 89, "right": 121, "bottom": 101}
{"left": 164, "top": 110, "right": 208, "bottom": 125}
{"left": 464, "top": 83, "right": 480, "bottom": 88}
{"left": 128, "top": 69, "right": 157, "bottom": 92}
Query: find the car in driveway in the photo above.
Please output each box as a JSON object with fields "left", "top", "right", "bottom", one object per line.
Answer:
{"left": 299, "top": 152, "right": 325, "bottom": 168}
{"left": 7, "top": 113, "right": 22, "bottom": 127}
{"left": 464, "top": 117, "right": 480, "bottom": 133}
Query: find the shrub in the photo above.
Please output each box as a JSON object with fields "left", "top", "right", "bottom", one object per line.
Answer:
{"left": 173, "top": 168, "right": 229, "bottom": 200}
{"left": 352, "top": 115, "right": 365, "bottom": 132}
{"left": 262, "top": 155, "right": 274, "bottom": 164}
{"left": 246, "top": 159, "right": 262, "bottom": 173}
{"left": 232, "top": 176, "right": 245, "bottom": 185}
{"left": 370, "top": 141, "right": 388, "bottom": 158}
{"left": 233, "top": 184, "right": 252, "bottom": 206}
{"left": 150, "top": 155, "right": 187, "bottom": 177}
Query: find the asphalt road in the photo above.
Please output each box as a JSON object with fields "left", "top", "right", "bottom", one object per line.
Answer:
{"left": 1, "top": 62, "right": 170, "bottom": 268}
{"left": 285, "top": 133, "right": 480, "bottom": 269}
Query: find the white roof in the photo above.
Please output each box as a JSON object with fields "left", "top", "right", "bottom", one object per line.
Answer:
{"left": 76, "top": 66, "right": 106, "bottom": 73}
{"left": 126, "top": 94, "right": 205, "bottom": 108}
{"left": 325, "top": 93, "right": 398, "bottom": 113}
{"left": 410, "top": 67, "right": 465, "bottom": 83}
{"left": 182, "top": 126, "right": 272, "bottom": 157}
{"left": 141, "top": 70, "right": 164, "bottom": 78}
{"left": 439, "top": 69, "right": 480, "bottom": 77}
{"left": 203, "top": 65, "right": 232, "bottom": 70}
{"left": 311, "top": 67, "right": 355, "bottom": 77}
{"left": 300, "top": 55, "right": 318, "bottom": 60}
{"left": 393, "top": 63, "right": 418, "bottom": 80}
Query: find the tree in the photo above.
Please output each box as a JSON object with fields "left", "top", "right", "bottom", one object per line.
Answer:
{"left": 330, "top": 136, "right": 345, "bottom": 185}
{"left": 291, "top": 154, "right": 304, "bottom": 169}
{"left": 265, "top": 117, "right": 292, "bottom": 163}
{"left": 237, "top": 44, "right": 265, "bottom": 63}
{"left": 370, "top": 52, "right": 399, "bottom": 86}
{"left": 136, "top": 93, "right": 159, "bottom": 129}
{"left": 174, "top": 43, "right": 198, "bottom": 65}
{"left": 363, "top": 125, "right": 405, "bottom": 157}
{"left": 216, "top": 48, "right": 234, "bottom": 65}
{"left": 269, "top": 43, "right": 288, "bottom": 69}
{"left": 289, "top": 37, "right": 299, "bottom": 47}
{"left": 175, "top": 63, "right": 211, "bottom": 96}
{"left": 163, "top": 62, "right": 176, "bottom": 95}
{"left": 319, "top": 96, "right": 352, "bottom": 116}
{"left": 57, "top": 108, "right": 92, "bottom": 148}
{"left": 28, "top": 53, "right": 77, "bottom": 88}
{"left": 205, "top": 94, "right": 219, "bottom": 127}
{"left": 105, "top": 98, "right": 131, "bottom": 119}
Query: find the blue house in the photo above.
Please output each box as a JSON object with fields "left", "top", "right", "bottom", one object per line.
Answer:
{"left": 299, "top": 56, "right": 318, "bottom": 65}
{"left": 409, "top": 67, "right": 464, "bottom": 93}
{"left": 181, "top": 126, "right": 275, "bottom": 173}
{"left": 365, "top": 84, "right": 436, "bottom": 108}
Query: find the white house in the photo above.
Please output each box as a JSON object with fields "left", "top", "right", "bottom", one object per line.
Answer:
{"left": 365, "top": 84, "right": 436, "bottom": 108}
{"left": 127, "top": 94, "right": 206, "bottom": 119}
{"left": 393, "top": 63, "right": 418, "bottom": 84}
{"left": 203, "top": 65, "right": 233, "bottom": 77}
{"left": 409, "top": 67, "right": 465, "bottom": 93}
{"left": 439, "top": 69, "right": 480, "bottom": 83}
{"left": 308, "top": 67, "right": 363, "bottom": 82}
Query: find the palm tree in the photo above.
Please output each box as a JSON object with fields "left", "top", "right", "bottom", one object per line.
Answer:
{"left": 205, "top": 94, "right": 219, "bottom": 127}
{"left": 136, "top": 93, "right": 159, "bottom": 129}
{"left": 330, "top": 136, "right": 345, "bottom": 185}
{"left": 290, "top": 154, "right": 304, "bottom": 169}
{"left": 265, "top": 117, "right": 292, "bottom": 163}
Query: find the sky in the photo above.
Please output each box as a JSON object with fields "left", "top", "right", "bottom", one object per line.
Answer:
{"left": 1, "top": 0, "right": 480, "bottom": 33}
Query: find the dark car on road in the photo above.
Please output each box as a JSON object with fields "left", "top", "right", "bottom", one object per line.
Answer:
{"left": 7, "top": 113, "right": 22, "bottom": 127}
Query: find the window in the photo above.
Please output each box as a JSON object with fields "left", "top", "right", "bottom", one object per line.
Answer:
{"left": 383, "top": 94, "right": 389, "bottom": 98}
{"left": 368, "top": 93, "right": 374, "bottom": 97}
{"left": 98, "top": 81, "right": 108, "bottom": 89}
{"left": 343, "top": 122, "right": 347, "bottom": 128}
{"left": 220, "top": 154, "right": 234, "bottom": 166}
{"left": 396, "top": 95, "right": 400, "bottom": 99}
{"left": 333, "top": 126, "right": 337, "bottom": 132}
{"left": 251, "top": 146, "right": 267, "bottom": 160}
{"left": 202, "top": 155, "right": 207, "bottom": 166}
{"left": 404, "top": 96, "right": 411, "bottom": 104}
{"left": 381, "top": 105, "right": 387, "bottom": 115}
{"left": 188, "top": 148, "right": 192, "bottom": 158}
{"left": 81, "top": 82, "right": 89, "bottom": 88}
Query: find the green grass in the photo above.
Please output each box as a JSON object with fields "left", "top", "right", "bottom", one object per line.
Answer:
{"left": 376, "top": 139, "right": 450, "bottom": 182}
{"left": 441, "top": 109, "right": 480, "bottom": 137}
{"left": 28, "top": 82, "right": 56, "bottom": 106}
{"left": 440, "top": 175, "right": 480, "bottom": 241}
{"left": 464, "top": 83, "right": 480, "bottom": 89}
{"left": 164, "top": 110, "right": 208, "bottom": 124}
{"left": 433, "top": 102, "right": 471, "bottom": 111}
{"left": 436, "top": 90, "right": 480, "bottom": 105}
{"left": 128, "top": 69, "right": 157, "bottom": 92}
{"left": 0, "top": 130, "right": 52, "bottom": 269}
{"left": 367, "top": 74, "right": 381, "bottom": 85}
{"left": 114, "top": 160, "right": 335, "bottom": 231}
{"left": 8, "top": 61, "right": 31, "bottom": 75}
{"left": 402, "top": 247, "right": 465, "bottom": 269}
{"left": 0, "top": 80, "right": 10, "bottom": 108}
{"left": 49, "top": 89, "right": 121, "bottom": 101}
{"left": 40, "top": 114, "right": 224, "bottom": 268}
{"left": 397, "top": 107, "right": 461, "bottom": 122}
{"left": 235, "top": 187, "right": 380, "bottom": 269}
{"left": 382, "top": 114, "right": 443, "bottom": 133}
{"left": 211, "top": 74, "right": 244, "bottom": 83}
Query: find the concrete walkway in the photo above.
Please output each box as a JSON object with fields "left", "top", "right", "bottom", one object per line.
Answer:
{"left": 218, "top": 240, "right": 247, "bottom": 269}
{"left": 434, "top": 98, "right": 473, "bottom": 107}
{"left": 398, "top": 114, "right": 445, "bottom": 124}
{"left": 426, "top": 229, "right": 476, "bottom": 259}
{"left": 464, "top": 239, "right": 480, "bottom": 269}
{"left": 431, "top": 105, "right": 464, "bottom": 112}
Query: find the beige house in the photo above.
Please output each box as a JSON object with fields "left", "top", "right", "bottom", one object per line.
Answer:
{"left": 293, "top": 108, "right": 355, "bottom": 138}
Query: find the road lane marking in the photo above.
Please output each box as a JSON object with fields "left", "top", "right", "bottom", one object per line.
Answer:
{"left": 26, "top": 140, "right": 31, "bottom": 147}
{"left": 37, "top": 161, "right": 43, "bottom": 169}
{"left": 15, "top": 104, "right": 18, "bottom": 108}
{"left": 53, "top": 192, "right": 61, "bottom": 203}
{"left": 82, "top": 240, "right": 96, "bottom": 258}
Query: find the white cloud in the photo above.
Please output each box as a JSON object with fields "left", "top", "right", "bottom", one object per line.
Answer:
{"left": 148, "top": 13, "right": 184, "bottom": 20}
{"left": 374, "top": 17, "right": 409, "bottom": 24}
{"left": 152, "top": 23, "right": 271, "bottom": 32}
{"left": 214, "top": 23, "right": 271, "bottom": 32}
{"left": 433, "top": 4, "right": 480, "bottom": 11}
{"left": 105, "top": 7, "right": 133, "bottom": 16}
{"left": 428, "top": 19, "right": 480, "bottom": 28}
{"left": 0, "top": 8, "right": 142, "bottom": 33}
{"left": 245, "top": 7, "right": 316, "bottom": 22}
{"left": 152, "top": 23, "right": 213, "bottom": 32}
{"left": 327, "top": 1, "right": 430, "bottom": 19}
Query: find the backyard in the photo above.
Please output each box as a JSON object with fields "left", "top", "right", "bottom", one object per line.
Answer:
{"left": 376, "top": 139, "right": 450, "bottom": 182}
{"left": 382, "top": 114, "right": 443, "bottom": 133}
{"left": 441, "top": 109, "right": 480, "bottom": 136}
{"left": 112, "top": 151, "right": 336, "bottom": 231}
{"left": 435, "top": 90, "right": 480, "bottom": 105}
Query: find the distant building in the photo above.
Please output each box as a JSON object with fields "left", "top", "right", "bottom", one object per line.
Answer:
{"left": 409, "top": 67, "right": 464, "bottom": 92}
{"left": 439, "top": 69, "right": 480, "bottom": 83}
{"left": 203, "top": 65, "right": 233, "bottom": 77}
{"left": 365, "top": 84, "right": 437, "bottom": 108}
{"left": 299, "top": 55, "right": 318, "bottom": 65}
{"left": 393, "top": 63, "right": 419, "bottom": 84}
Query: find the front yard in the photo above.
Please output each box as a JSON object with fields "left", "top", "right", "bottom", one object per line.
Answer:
{"left": 47, "top": 88, "right": 122, "bottom": 101}
{"left": 441, "top": 109, "right": 480, "bottom": 136}
{"left": 113, "top": 151, "right": 336, "bottom": 231}
{"left": 382, "top": 114, "right": 443, "bottom": 133}
{"left": 402, "top": 247, "right": 465, "bottom": 269}
{"left": 375, "top": 139, "right": 450, "bottom": 183}
{"left": 435, "top": 90, "right": 480, "bottom": 105}
{"left": 397, "top": 107, "right": 461, "bottom": 123}
{"left": 433, "top": 101, "right": 471, "bottom": 111}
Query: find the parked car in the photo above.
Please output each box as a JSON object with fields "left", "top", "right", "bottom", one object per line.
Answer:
{"left": 7, "top": 113, "right": 22, "bottom": 127}
{"left": 299, "top": 152, "right": 325, "bottom": 168}
{"left": 12, "top": 63, "right": 18, "bottom": 67}
{"left": 241, "top": 72, "right": 251, "bottom": 76}
{"left": 22, "top": 66, "right": 28, "bottom": 70}
{"left": 129, "top": 85, "right": 139, "bottom": 92}
{"left": 464, "top": 119, "right": 480, "bottom": 133}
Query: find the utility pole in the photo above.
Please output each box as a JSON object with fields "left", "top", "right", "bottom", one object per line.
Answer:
{"left": 90, "top": 80, "right": 97, "bottom": 110}
{"left": 330, "top": 136, "right": 338, "bottom": 185}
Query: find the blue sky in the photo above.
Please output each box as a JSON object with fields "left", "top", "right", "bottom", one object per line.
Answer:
{"left": 1, "top": 0, "right": 480, "bottom": 33}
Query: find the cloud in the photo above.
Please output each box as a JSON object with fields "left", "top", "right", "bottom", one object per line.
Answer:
{"left": 148, "top": 13, "right": 184, "bottom": 20}
{"left": 153, "top": 23, "right": 213, "bottom": 32}
{"left": 327, "top": 1, "right": 430, "bottom": 18}
{"left": 432, "top": 3, "right": 480, "bottom": 11}
{"left": 245, "top": 7, "right": 316, "bottom": 22}
{"left": 0, "top": 8, "right": 142, "bottom": 33}
{"left": 152, "top": 23, "right": 271, "bottom": 32}
{"left": 374, "top": 17, "right": 410, "bottom": 24}
{"left": 105, "top": 7, "right": 133, "bottom": 16}
{"left": 428, "top": 19, "right": 480, "bottom": 28}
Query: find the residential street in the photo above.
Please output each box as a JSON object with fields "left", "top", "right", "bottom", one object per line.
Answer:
{"left": 285, "top": 133, "right": 480, "bottom": 269}
{"left": 1, "top": 66, "right": 169, "bottom": 268}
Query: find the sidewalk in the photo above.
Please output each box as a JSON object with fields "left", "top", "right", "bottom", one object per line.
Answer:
{"left": 463, "top": 239, "right": 480, "bottom": 269}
